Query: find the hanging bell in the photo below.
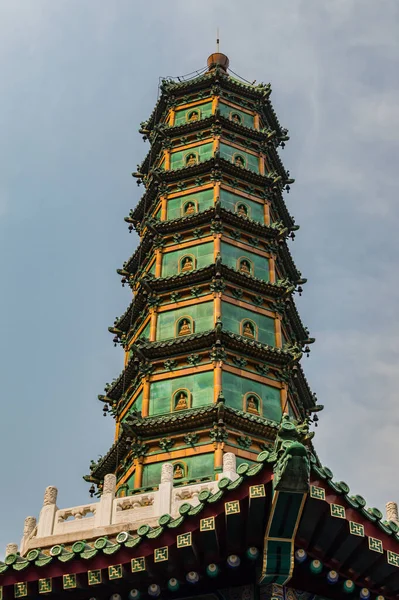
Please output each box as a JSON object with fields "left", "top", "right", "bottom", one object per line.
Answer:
{"left": 297, "top": 286, "right": 303, "bottom": 296}
{"left": 103, "top": 404, "right": 109, "bottom": 417}
{"left": 305, "top": 345, "right": 310, "bottom": 357}
{"left": 128, "top": 224, "right": 133, "bottom": 233}
{"left": 121, "top": 277, "right": 127, "bottom": 287}
{"left": 89, "top": 484, "right": 95, "bottom": 498}
{"left": 286, "top": 185, "right": 290, "bottom": 193}
{"left": 113, "top": 335, "right": 119, "bottom": 347}
{"left": 290, "top": 231, "right": 295, "bottom": 240}
{"left": 313, "top": 414, "right": 319, "bottom": 427}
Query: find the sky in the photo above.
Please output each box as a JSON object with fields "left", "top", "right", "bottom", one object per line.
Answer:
{"left": 0, "top": 0, "right": 398, "bottom": 554}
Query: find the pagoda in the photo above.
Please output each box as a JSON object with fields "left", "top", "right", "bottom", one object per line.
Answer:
{"left": 2, "top": 51, "right": 399, "bottom": 600}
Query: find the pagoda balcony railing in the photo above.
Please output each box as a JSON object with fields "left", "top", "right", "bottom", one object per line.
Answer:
{"left": 17, "top": 453, "right": 238, "bottom": 556}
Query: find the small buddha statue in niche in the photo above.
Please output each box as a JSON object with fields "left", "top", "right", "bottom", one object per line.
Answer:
{"left": 181, "top": 257, "right": 193, "bottom": 272}
{"left": 178, "top": 319, "right": 191, "bottom": 336}
{"left": 234, "top": 155, "right": 245, "bottom": 168}
{"left": 237, "top": 204, "right": 248, "bottom": 217}
{"left": 186, "top": 153, "right": 197, "bottom": 167}
{"left": 188, "top": 111, "right": 199, "bottom": 122}
{"left": 243, "top": 322, "right": 255, "bottom": 338}
{"left": 240, "top": 260, "right": 251, "bottom": 275}
{"left": 185, "top": 201, "right": 196, "bottom": 215}
{"left": 174, "top": 464, "right": 184, "bottom": 479}
{"left": 247, "top": 395, "right": 259, "bottom": 415}
{"left": 232, "top": 113, "right": 241, "bottom": 124}
{"left": 175, "top": 392, "right": 188, "bottom": 411}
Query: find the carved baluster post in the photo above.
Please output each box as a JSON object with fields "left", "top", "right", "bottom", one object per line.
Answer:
{"left": 222, "top": 452, "right": 238, "bottom": 481}
{"left": 95, "top": 473, "right": 116, "bottom": 527}
{"left": 37, "top": 486, "right": 58, "bottom": 538}
{"left": 386, "top": 501, "right": 399, "bottom": 524}
{"left": 20, "top": 516, "right": 36, "bottom": 555}
{"left": 5, "top": 543, "right": 18, "bottom": 557}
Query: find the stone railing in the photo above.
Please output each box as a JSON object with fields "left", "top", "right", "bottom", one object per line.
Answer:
{"left": 53, "top": 503, "right": 97, "bottom": 535}
{"left": 12, "top": 454, "right": 239, "bottom": 556}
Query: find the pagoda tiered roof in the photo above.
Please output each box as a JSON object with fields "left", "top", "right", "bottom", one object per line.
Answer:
{"left": 112, "top": 264, "right": 308, "bottom": 346}
{"left": 144, "top": 69, "right": 285, "bottom": 136}
{"left": 130, "top": 158, "right": 294, "bottom": 227}
{"left": 139, "top": 113, "right": 288, "bottom": 178}
{"left": 102, "top": 329, "right": 300, "bottom": 404}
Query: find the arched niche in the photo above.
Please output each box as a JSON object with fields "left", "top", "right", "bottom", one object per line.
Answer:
{"left": 172, "top": 388, "right": 191, "bottom": 412}
{"left": 237, "top": 257, "right": 253, "bottom": 276}
{"left": 241, "top": 319, "right": 257, "bottom": 340}
{"left": 176, "top": 316, "right": 194, "bottom": 337}
{"left": 244, "top": 393, "right": 262, "bottom": 416}
{"left": 179, "top": 254, "right": 196, "bottom": 274}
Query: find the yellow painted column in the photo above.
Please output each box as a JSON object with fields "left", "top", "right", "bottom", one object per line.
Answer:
{"left": 269, "top": 256, "right": 276, "bottom": 283}
{"left": 142, "top": 377, "right": 150, "bottom": 417}
{"left": 214, "top": 295, "right": 222, "bottom": 322}
{"left": 213, "top": 181, "right": 221, "bottom": 203}
{"left": 254, "top": 113, "right": 260, "bottom": 130}
{"left": 275, "top": 314, "right": 282, "bottom": 348}
{"left": 160, "top": 196, "right": 167, "bottom": 221}
{"left": 214, "top": 234, "right": 221, "bottom": 260}
{"left": 149, "top": 309, "right": 158, "bottom": 342}
{"left": 264, "top": 202, "right": 270, "bottom": 226}
{"left": 280, "top": 384, "right": 289, "bottom": 415}
{"left": 114, "top": 422, "right": 120, "bottom": 442}
{"left": 259, "top": 153, "right": 265, "bottom": 176}
{"left": 212, "top": 95, "right": 219, "bottom": 114}
{"left": 155, "top": 249, "right": 163, "bottom": 277}
{"left": 169, "top": 109, "right": 176, "bottom": 126}
{"left": 214, "top": 365, "right": 223, "bottom": 402}
{"left": 165, "top": 150, "right": 171, "bottom": 170}
{"left": 213, "top": 135, "right": 220, "bottom": 155}
{"left": 214, "top": 445, "right": 223, "bottom": 470}
{"left": 134, "top": 459, "right": 143, "bottom": 488}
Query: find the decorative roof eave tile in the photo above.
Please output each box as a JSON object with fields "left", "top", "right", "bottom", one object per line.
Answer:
{"left": 152, "top": 206, "right": 282, "bottom": 240}
{"left": 120, "top": 233, "right": 154, "bottom": 278}
{"left": 291, "top": 363, "right": 315, "bottom": 411}
{"left": 277, "top": 240, "right": 302, "bottom": 283}
{"left": 220, "top": 264, "right": 294, "bottom": 297}
{"left": 122, "top": 404, "right": 280, "bottom": 440}
{"left": 103, "top": 355, "right": 139, "bottom": 402}
{"left": 284, "top": 295, "right": 309, "bottom": 341}
{"left": 137, "top": 329, "right": 294, "bottom": 364}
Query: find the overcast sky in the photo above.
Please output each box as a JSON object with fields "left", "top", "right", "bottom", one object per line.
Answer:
{"left": 0, "top": 0, "right": 398, "bottom": 554}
